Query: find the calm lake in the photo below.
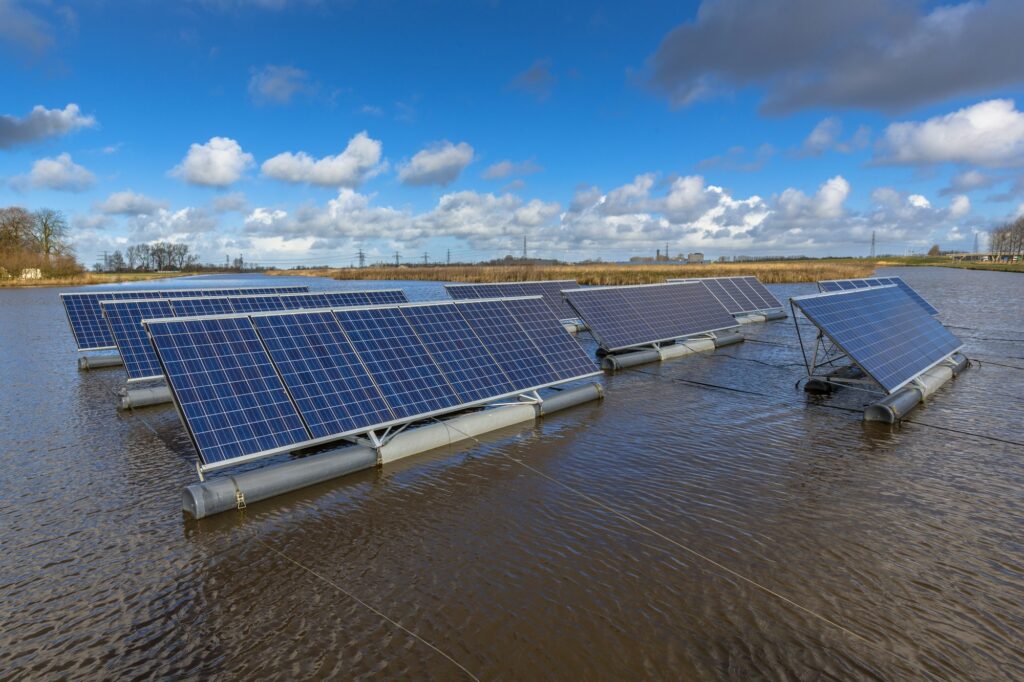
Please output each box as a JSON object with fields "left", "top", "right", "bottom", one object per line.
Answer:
{"left": 1, "top": 267, "right": 1022, "bottom": 679}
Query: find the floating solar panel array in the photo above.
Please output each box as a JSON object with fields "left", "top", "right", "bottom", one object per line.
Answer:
{"left": 816, "top": 276, "right": 939, "bottom": 315}
{"left": 666, "top": 276, "right": 782, "bottom": 315}
{"left": 445, "top": 280, "right": 580, "bottom": 320}
{"left": 791, "top": 285, "right": 961, "bottom": 393}
{"left": 563, "top": 282, "right": 738, "bottom": 351}
{"left": 102, "top": 290, "right": 409, "bottom": 382}
{"left": 143, "top": 297, "right": 600, "bottom": 471}
{"left": 60, "top": 285, "right": 309, "bottom": 351}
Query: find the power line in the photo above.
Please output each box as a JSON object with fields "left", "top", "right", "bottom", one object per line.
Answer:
{"left": 393, "top": 250, "right": 401, "bottom": 267}
{"left": 357, "top": 248, "right": 366, "bottom": 268}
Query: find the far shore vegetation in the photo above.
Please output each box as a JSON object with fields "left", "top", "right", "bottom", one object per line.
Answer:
{"left": 3, "top": 203, "right": 1022, "bottom": 288}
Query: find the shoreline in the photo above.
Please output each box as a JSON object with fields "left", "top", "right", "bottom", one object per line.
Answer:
{"left": 0, "top": 272, "right": 188, "bottom": 289}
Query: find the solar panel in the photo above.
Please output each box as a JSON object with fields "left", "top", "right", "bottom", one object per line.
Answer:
{"left": 454, "top": 300, "right": 559, "bottom": 387}
{"left": 400, "top": 303, "right": 516, "bottom": 403}
{"left": 251, "top": 311, "right": 395, "bottom": 439}
{"left": 666, "top": 276, "right": 782, "bottom": 314}
{"left": 445, "top": 280, "right": 580, "bottom": 320}
{"left": 816, "top": 277, "right": 939, "bottom": 315}
{"left": 146, "top": 316, "right": 311, "bottom": 465}
{"left": 145, "top": 297, "right": 599, "bottom": 471}
{"left": 60, "top": 285, "right": 308, "bottom": 350}
{"left": 564, "top": 283, "right": 737, "bottom": 351}
{"left": 333, "top": 307, "right": 462, "bottom": 418}
{"left": 169, "top": 297, "right": 234, "bottom": 317}
{"left": 791, "top": 286, "right": 961, "bottom": 393}
{"left": 101, "top": 299, "right": 174, "bottom": 380}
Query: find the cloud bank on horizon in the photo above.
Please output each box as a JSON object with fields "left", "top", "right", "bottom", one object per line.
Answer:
{"left": 1, "top": 0, "right": 1023, "bottom": 265}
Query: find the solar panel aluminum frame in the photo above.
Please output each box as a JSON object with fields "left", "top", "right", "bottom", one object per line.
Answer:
{"left": 60, "top": 285, "right": 309, "bottom": 351}
{"left": 143, "top": 296, "right": 602, "bottom": 474}
{"left": 563, "top": 282, "right": 740, "bottom": 353}
{"left": 790, "top": 286, "right": 963, "bottom": 395}
{"left": 667, "top": 276, "right": 784, "bottom": 313}
{"left": 102, "top": 289, "right": 408, "bottom": 383}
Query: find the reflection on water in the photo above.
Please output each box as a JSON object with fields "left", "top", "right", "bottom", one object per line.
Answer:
{"left": 1, "top": 268, "right": 1022, "bottom": 679}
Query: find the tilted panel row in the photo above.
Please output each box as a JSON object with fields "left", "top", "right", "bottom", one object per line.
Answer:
{"left": 102, "top": 290, "right": 409, "bottom": 381}
{"left": 61, "top": 285, "right": 309, "bottom": 351}
{"left": 444, "top": 280, "right": 580, "bottom": 320}
{"left": 563, "top": 283, "right": 737, "bottom": 351}
{"left": 666, "top": 276, "right": 781, "bottom": 315}
{"left": 816, "top": 276, "right": 939, "bottom": 315}
{"left": 791, "top": 286, "right": 960, "bottom": 393}
{"left": 144, "top": 297, "right": 600, "bottom": 470}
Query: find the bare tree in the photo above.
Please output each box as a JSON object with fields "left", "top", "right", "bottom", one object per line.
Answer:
{"left": 0, "top": 207, "right": 34, "bottom": 250}
{"left": 31, "top": 209, "right": 71, "bottom": 259}
{"left": 108, "top": 250, "right": 126, "bottom": 271}
{"left": 927, "top": 244, "right": 941, "bottom": 256}
{"left": 989, "top": 216, "right": 1024, "bottom": 258}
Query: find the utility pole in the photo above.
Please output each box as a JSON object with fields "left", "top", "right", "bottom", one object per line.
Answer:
{"left": 394, "top": 250, "right": 400, "bottom": 267}
{"left": 522, "top": 235, "right": 527, "bottom": 260}
{"left": 446, "top": 248, "right": 451, "bottom": 266}
{"left": 870, "top": 231, "right": 876, "bottom": 259}
{"left": 423, "top": 252, "right": 429, "bottom": 265}
{"left": 357, "top": 248, "right": 365, "bottom": 268}
{"left": 973, "top": 232, "right": 980, "bottom": 254}
{"left": 665, "top": 243, "right": 669, "bottom": 261}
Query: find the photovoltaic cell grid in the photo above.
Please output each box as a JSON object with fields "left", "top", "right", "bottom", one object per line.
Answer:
{"left": 563, "top": 283, "right": 738, "bottom": 351}
{"left": 445, "top": 280, "right": 581, "bottom": 320}
{"left": 791, "top": 286, "right": 961, "bottom": 393}
{"left": 60, "top": 285, "right": 309, "bottom": 351}
{"left": 816, "top": 276, "right": 939, "bottom": 315}
{"left": 667, "top": 276, "right": 782, "bottom": 315}
{"left": 102, "top": 289, "right": 410, "bottom": 381}
{"left": 144, "top": 297, "right": 599, "bottom": 469}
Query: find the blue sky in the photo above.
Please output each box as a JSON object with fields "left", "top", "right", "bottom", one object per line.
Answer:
{"left": 2, "top": 0, "right": 1023, "bottom": 266}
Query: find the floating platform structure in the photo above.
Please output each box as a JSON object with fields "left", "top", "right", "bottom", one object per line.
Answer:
{"left": 790, "top": 283, "right": 968, "bottom": 422}
{"left": 141, "top": 296, "right": 603, "bottom": 518}
{"left": 667, "top": 275, "right": 787, "bottom": 324}
{"left": 445, "top": 280, "right": 587, "bottom": 333}
{"left": 101, "top": 289, "right": 409, "bottom": 409}
{"left": 562, "top": 282, "right": 744, "bottom": 370}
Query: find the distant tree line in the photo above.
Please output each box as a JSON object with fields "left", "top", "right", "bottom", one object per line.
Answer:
{"left": 0, "top": 206, "right": 82, "bottom": 278}
{"left": 990, "top": 216, "right": 1024, "bottom": 257}
{"left": 95, "top": 242, "right": 200, "bottom": 272}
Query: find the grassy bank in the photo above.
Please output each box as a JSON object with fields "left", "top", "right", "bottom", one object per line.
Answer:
{"left": 878, "top": 257, "right": 1024, "bottom": 273}
{"left": 274, "top": 260, "right": 881, "bottom": 285}
{"left": 0, "top": 271, "right": 187, "bottom": 288}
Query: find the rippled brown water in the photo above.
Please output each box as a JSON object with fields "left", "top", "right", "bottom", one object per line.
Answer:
{"left": 1, "top": 268, "right": 1022, "bottom": 680}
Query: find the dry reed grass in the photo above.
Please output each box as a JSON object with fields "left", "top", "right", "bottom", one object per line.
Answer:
{"left": 275, "top": 260, "right": 880, "bottom": 285}
{"left": 0, "top": 271, "right": 186, "bottom": 288}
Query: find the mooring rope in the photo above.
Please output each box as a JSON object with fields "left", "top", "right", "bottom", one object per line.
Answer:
{"left": 251, "top": 536, "right": 481, "bottom": 681}
{"left": 431, "top": 417, "right": 884, "bottom": 655}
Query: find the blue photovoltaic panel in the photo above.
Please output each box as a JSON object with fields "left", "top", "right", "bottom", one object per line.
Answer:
{"left": 816, "top": 277, "right": 939, "bottom": 315}
{"left": 792, "top": 286, "right": 961, "bottom": 393}
{"left": 668, "top": 276, "right": 782, "bottom": 315}
{"left": 228, "top": 295, "right": 285, "bottom": 313}
{"left": 366, "top": 289, "right": 409, "bottom": 305}
{"left": 334, "top": 307, "right": 461, "bottom": 418}
{"left": 445, "top": 281, "right": 580, "bottom": 320}
{"left": 169, "top": 297, "right": 233, "bottom": 317}
{"left": 498, "top": 297, "right": 598, "bottom": 380}
{"left": 400, "top": 304, "right": 516, "bottom": 403}
{"left": 251, "top": 312, "right": 395, "bottom": 439}
{"left": 455, "top": 300, "right": 559, "bottom": 387}
{"left": 101, "top": 299, "right": 175, "bottom": 380}
{"left": 145, "top": 316, "right": 310, "bottom": 465}
{"left": 564, "top": 283, "right": 736, "bottom": 351}
{"left": 60, "top": 285, "right": 308, "bottom": 350}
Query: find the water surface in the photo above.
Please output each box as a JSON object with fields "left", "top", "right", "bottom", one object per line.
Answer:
{"left": 1, "top": 268, "right": 1022, "bottom": 679}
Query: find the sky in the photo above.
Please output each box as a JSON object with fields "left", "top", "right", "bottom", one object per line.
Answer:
{"left": 2, "top": 0, "right": 1024, "bottom": 267}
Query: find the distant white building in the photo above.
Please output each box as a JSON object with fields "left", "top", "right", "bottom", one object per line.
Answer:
{"left": 20, "top": 268, "right": 42, "bottom": 280}
{"left": 686, "top": 252, "right": 704, "bottom": 264}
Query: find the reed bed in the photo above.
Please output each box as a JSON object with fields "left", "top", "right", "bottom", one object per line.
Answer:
{"left": 276, "top": 260, "right": 880, "bottom": 285}
{"left": 0, "top": 271, "right": 186, "bottom": 288}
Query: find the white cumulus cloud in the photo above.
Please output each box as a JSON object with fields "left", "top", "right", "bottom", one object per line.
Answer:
{"left": 398, "top": 140, "right": 474, "bottom": 186}
{"left": 16, "top": 153, "right": 96, "bottom": 191}
{"left": 248, "top": 65, "right": 314, "bottom": 105}
{"left": 879, "top": 99, "right": 1024, "bottom": 167}
{"left": 0, "top": 103, "right": 96, "bottom": 149}
{"left": 261, "top": 131, "right": 385, "bottom": 187}
{"left": 96, "top": 190, "right": 168, "bottom": 215}
{"left": 172, "top": 137, "right": 254, "bottom": 187}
